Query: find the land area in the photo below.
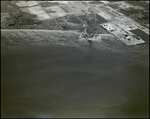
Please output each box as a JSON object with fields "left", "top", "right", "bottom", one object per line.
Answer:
{"left": 1, "top": 1, "right": 149, "bottom": 46}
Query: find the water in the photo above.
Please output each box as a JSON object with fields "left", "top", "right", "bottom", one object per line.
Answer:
{"left": 1, "top": 35, "right": 149, "bottom": 118}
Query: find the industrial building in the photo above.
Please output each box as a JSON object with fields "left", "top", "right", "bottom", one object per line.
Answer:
{"left": 101, "top": 23, "right": 145, "bottom": 45}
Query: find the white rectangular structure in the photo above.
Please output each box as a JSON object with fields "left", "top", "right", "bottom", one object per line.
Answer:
{"left": 28, "top": 5, "right": 46, "bottom": 15}
{"left": 16, "top": 1, "right": 28, "bottom": 7}
{"left": 37, "top": 13, "right": 50, "bottom": 20}
{"left": 26, "top": 1, "right": 39, "bottom": 7}
{"left": 20, "top": 8, "right": 30, "bottom": 14}
{"left": 65, "top": 2, "right": 88, "bottom": 13}
{"left": 47, "top": 6, "right": 67, "bottom": 19}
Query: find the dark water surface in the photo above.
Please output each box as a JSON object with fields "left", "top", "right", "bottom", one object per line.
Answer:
{"left": 1, "top": 41, "right": 149, "bottom": 118}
